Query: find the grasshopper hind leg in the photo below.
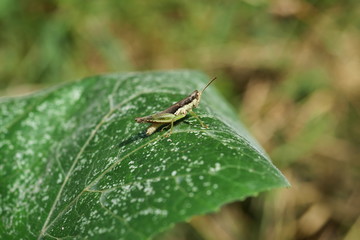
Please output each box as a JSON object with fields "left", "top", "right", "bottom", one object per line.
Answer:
{"left": 164, "top": 120, "right": 174, "bottom": 138}
{"left": 164, "top": 113, "right": 187, "bottom": 137}
{"left": 146, "top": 123, "right": 163, "bottom": 136}
{"left": 145, "top": 113, "right": 187, "bottom": 137}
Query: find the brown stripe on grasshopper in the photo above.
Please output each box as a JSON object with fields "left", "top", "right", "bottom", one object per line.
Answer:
{"left": 135, "top": 77, "right": 217, "bottom": 136}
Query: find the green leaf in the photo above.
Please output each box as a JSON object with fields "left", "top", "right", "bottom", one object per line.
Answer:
{"left": 0, "top": 70, "right": 289, "bottom": 239}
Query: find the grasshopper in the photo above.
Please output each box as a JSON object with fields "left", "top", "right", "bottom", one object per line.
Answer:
{"left": 135, "top": 77, "right": 217, "bottom": 136}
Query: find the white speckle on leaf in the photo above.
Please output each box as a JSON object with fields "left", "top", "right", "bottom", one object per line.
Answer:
{"left": 138, "top": 207, "right": 168, "bottom": 217}
{"left": 143, "top": 180, "right": 155, "bottom": 196}
{"left": 181, "top": 156, "right": 188, "bottom": 161}
{"left": 209, "top": 162, "right": 221, "bottom": 174}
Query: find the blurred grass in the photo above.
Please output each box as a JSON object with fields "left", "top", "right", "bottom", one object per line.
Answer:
{"left": 1, "top": 0, "right": 359, "bottom": 239}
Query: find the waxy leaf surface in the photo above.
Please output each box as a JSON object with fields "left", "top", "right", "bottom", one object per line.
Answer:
{"left": 0, "top": 71, "right": 289, "bottom": 239}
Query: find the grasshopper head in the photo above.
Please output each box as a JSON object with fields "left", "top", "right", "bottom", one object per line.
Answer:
{"left": 190, "top": 90, "right": 201, "bottom": 107}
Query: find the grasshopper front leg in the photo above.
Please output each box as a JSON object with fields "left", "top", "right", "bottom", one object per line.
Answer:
{"left": 189, "top": 110, "right": 208, "bottom": 128}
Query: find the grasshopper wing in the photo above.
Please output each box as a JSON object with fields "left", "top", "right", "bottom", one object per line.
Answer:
{"left": 135, "top": 113, "right": 176, "bottom": 123}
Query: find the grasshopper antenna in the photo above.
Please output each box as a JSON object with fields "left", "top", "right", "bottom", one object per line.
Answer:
{"left": 201, "top": 77, "right": 217, "bottom": 94}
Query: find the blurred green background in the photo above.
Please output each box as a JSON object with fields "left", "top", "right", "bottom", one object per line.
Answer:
{"left": 1, "top": 0, "right": 359, "bottom": 239}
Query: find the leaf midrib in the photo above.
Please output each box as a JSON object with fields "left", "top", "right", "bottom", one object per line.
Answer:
{"left": 38, "top": 107, "right": 114, "bottom": 238}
